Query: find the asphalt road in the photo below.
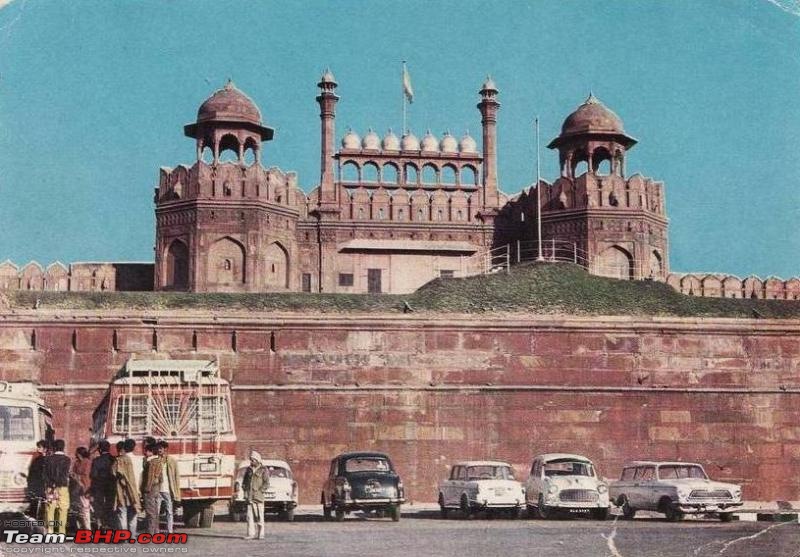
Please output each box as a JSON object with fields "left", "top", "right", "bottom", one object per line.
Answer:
{"left": 182, "top": 511, "right": 799, "bottom": 557}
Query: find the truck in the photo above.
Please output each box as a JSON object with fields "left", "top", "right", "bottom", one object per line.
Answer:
{"left": 90, "top": 358, "right": 236, "bottom": 528}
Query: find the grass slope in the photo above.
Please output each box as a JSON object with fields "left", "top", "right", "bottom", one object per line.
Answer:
{"left": 6, "top": 263, "right": 800, "bottom": 318}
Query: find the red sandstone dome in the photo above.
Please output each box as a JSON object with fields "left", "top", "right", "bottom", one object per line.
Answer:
{"left": 197, "top": 80, "right": 262, "bottom": 124}
{"left": 560, "top": 93, "right": 624, "bottom": 135}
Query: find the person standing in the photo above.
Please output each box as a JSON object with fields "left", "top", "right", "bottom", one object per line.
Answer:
{"left": 69, "top": 446, "right": 92, "bottom": 530}
{"left": 112, "top": 438, "right": 140, "bottom": 537}
{"left": 42, "top": 439, "right": 71, "bottom": 534}
{"left": 156, "top": 441, "right": 181, "bottom": 534}
{"left": 140, "top": 442, "right": 164, "bottom": 535}
{"left": 27, "top": 440, "right": 49, "bottom": 519}
{"left": 241, "top": 450, "right": 269, "bottom": 540}
{"left": 90, "top": 440, "right": 115, "bottom": 529}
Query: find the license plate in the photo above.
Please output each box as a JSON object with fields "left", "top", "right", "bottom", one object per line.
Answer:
{"left": 265, "top": 492, "right": 276, "bottom": 499}
{"left": 494, "top": 489, "right": 505, "bottom": 496}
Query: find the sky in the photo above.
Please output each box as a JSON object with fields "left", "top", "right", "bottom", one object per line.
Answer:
{"left": 0, "top": 0, "right": 798, "bottom": 278}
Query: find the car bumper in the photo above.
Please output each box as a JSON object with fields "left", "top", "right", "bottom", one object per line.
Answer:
{"left": 230, "top": 499, "right": 297, "bottom": 512}
{"left": 675, "top": 501, "right": 743, "bottom": 513}
{"left": 339, "top": 498, "right": 405, "bottom": 509}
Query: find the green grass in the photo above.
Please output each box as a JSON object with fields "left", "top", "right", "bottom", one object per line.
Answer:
{"left": 6, "top": 263, "right": 800, "bottom": 318}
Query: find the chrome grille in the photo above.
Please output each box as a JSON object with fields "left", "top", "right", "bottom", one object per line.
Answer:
{"left": 689, "top": 489, "right": 732, "bottom": 500}
{"left": 559, "top": 489, "right": 599, "bottom": 503}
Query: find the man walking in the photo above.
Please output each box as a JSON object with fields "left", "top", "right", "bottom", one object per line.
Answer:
{"left": 27, "top": 440, "right": 48, "bottom": 520}
{"left": 112, "top": 439, "right": 140, "bottom": 537}
{"left": 140, "top": 441, "right": 163, "bottom": 535}
{"left": 42, "top": 439, "right": 71, "bottom": 534}
{"left": 156, "top": 441, "right": 181, "bottom": 534}
{"left": 242, "top": 450, "right": 269, "bottom": 540}
{"left": 69, "top": 446, "right": 92, "bottom": 530}
{"left": 90, "top": 440, "right": 115, "bottom": 529}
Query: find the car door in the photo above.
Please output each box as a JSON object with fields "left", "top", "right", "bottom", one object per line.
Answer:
{"left": 633, "top": 466, "right": 656, "bottom": 509}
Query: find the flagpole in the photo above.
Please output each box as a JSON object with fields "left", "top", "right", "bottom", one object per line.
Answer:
{"left": 402, "top": 60, "right": 407, "bottom": 134}
{"left": 535, "top": 116, "right": 544, "bottom": 261}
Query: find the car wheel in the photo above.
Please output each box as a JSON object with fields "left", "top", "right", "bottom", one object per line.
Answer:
{"left": 438, "top": 494, "right": 448, "bottom": 519}
{"left": 719, "top": 513, "right": 734, "bottom": 523}
{"left": 460, "top": 495, "right": 471, "bottom": 519}
{"left": 591, "top": 508, "right": 609, "bottom": 521}
{"left": 322, "top": 495, "right": 331, "bottom": 521}
{"left": 389, "top": 505, "right": 400, "bottom": 522}
{"left": 508, "top": 507, "right": 522, "bottom": 520}
{"left": 335, "top": 508, "right": 345, "bottom": 522}
{"left": 662, "top": 499, "right": 684, "bottom": 522}
{"left": 526, "top": 504, "right": 536, "bottom": 519}
{"left": 536, "top": 495, "right": 551, "bottom": 520}
{"left": 620, "top": 496, "right": 636, "bottom": 520}
{"left": 281, "top": 507, "right": 295, "bottom": 522}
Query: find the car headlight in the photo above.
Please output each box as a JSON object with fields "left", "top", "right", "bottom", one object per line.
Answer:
{"left": 547, "top": 484, "right": 559, "bottom": 495}
{"left": 597, "top": 484, "right": 608, "bottom": 494}
{"left": 677, "top": 489, "right": 689, "bottom": 500}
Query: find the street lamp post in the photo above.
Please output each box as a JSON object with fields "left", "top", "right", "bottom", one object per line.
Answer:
{"left": 535, "top": 117, "right": 544, "bottom": 261}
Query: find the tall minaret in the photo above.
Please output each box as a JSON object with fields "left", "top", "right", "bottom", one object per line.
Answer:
{"left": 316, "top": 69, "right": 339, "bottom": 207}
{"left": 477, "top": 76, "right": 500, "bottom": 210}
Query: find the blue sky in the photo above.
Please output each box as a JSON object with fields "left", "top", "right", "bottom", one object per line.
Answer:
{"left": 0, "top": 0, "right": 798, "bottom": 277}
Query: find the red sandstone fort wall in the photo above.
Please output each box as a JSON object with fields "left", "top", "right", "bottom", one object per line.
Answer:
{"left": 1, "top": 312, "right": 798, "bottom": 503}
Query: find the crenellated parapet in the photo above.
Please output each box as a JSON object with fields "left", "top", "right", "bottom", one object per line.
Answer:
{"left": 667, "top": 272, "right": 800, "bottom": 300}
{"left": 0, "top": 260, "right": 152, "bottom": 292}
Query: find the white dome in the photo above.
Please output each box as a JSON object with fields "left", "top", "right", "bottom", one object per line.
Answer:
{"left": 440, "top": 131, "right": 458, "bottom": 153}
{"left": 401, "top": 132, "right": 420, "bottom": 150}
{"left": 420, "top": 130, "right": 439, "bottom": 152}
{"left": 382, "top": 129, "right": 400, "bottom": 150}
{"left": 362, "top": 128, "right": 380, "bottom": 150}
{"left": 341, "top": 129, "right": 360, "bottom": 150}
{"left": 459, "top": 132, "right": 478, "bottom": 154}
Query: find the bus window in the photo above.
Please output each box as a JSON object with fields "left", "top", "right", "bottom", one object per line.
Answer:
{"left": 38, "top": 409, "right": 54, "bottom": 442}
{"left": 199, "top": 396, "right": 231, "bottom": 433}
{"left": 0, "top": 405, "right": 35, "bottom": 441}
{"left": 114, "top": 395, "right": 148, "bottom": 433}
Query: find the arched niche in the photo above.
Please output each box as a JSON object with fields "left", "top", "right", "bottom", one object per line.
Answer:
{"left": 595, "top": 245, "right": 633, "bottom": 280}
{"left": 264, "top": 242, "right": 290, "bottom": 289}
{"left": 165, "top": 239, "right": 189, "bottom": 290}
{"left": 209, "top": 236, "right": 246, "bottom": 284}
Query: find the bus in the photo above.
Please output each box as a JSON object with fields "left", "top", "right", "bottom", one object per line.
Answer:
{"left": 91, "top": 358, "right": 236, "bottom": 528}
{"left": 0, "top": 381, "right": 54, "bottom": 515}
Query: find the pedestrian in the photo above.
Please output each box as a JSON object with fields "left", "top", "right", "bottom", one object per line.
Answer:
{"left": 140, "top": 442, "right": 163, "bottom": 535}
{"left": 70, "top": 446, "right": 92, "bottom": 530}
{"left": 27, "top": 439, "right": 49, "bottom": 519}
{"left": 242, "top": 449, "right": 269, "bottom": 540}
{"left": 112, "top": 438, "right": 140, "bottom": 537}
{"left": 90, "top": 440, "right": 115, "bottom": 529}
{"left": 156, "top": 441, "right": 181, "bottom": 533}
{"left": 42, "top": 439, "right": 71, "bottom": 534}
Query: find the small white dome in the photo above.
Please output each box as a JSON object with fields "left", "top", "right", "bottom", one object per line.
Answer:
{"left": 382, "top": 129, "right": 400, "bottom": 150}
{"left": 401, "top": 132, "right": 420, "bottom": 150}
{"left": 420, "top": 129, "right": 439, "bottom": 152}
{"left": 341, "top": 128, "right": 360, "bottom": 149}
{"left": 362, "top": 128, "right": 380, "bottom": 150}
{"left": 440, "top": 131, "right": 458, "bottom": 153}
{"left": 320, "top": 68, "right": 336, "bottom": 84}
{"left": 481, "top": 75, "right": 498, "bottom": 92}
{"left": 459, "top": 132, "right": 478, "bottom": 153}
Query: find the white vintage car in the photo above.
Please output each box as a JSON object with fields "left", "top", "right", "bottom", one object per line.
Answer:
{"left": 437, "top": 461, "right": 525, "bottom": 518}
{"left": 525, "top": 453, "right": 610, "bottom": 519}
{"left": 229, "top": 459, "right": 298, "bottom": 521}
{"left": 609, "top": 461, "right": 742, "bottom": 522}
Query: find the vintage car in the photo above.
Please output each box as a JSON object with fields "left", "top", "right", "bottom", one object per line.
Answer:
{"left": 321, "top": 451, "right": 405, "bottom": 522}
{"left": 609, "top": 461, "right": 742, "bottom": 522}
{"left": 437, "top": 460, "right": 525, "bottom": 518}
{"left": 228, "top": 459, "right": 298, "bottom": 522}
{"left": 525, "top": 453, "right": 610, "bottom": 519}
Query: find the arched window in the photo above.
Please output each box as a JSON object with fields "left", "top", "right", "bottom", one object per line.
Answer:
{"left": 218, "top": 134, "right": 240, "bottom": 163}
{"left": 574, "top": 160, "right": 589, "bottom": 177}
{"left": 358, "top": 207, "right": 365, "bottom": 219}
{"left": 593, "top": 147, "right": 612, "bottom": 175}
{"left": 422, "top": 164, "right": 437, "bottom": 184}
{"left": 382, "top": 164, "right": 399, "bottom": 184}
{"left": 456, "top": 209, "right": 463, "bottom": 221}
{"left": 201, "top": 146, "right": 214, "bottom": 164}
{"left": 437, "top": 209, "right": 443, "bottom": 221}
{"left": 461, "top": 166, "right": 478, "bottom": 186}
{"left": 397, "top": 208, "right": 405, "bottom": 220}
{"left": 441, "top": 165, "right": 457, "bottom": 184}
{"left": 417, "top": 207, "right": 425, "bottom": 221}
{"left": 362, "top": 162, "right": 379, "bottom": 182}
{"left": 404, "top": 164, "right": 419, "bottom": 184}
{"left": 378, "top": 208, "right": 385, "bottom": 220}
{"left": 341, "top": 161, "right": 359, "bottom": 182}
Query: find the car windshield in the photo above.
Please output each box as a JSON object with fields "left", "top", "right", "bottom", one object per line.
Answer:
{"left": 658, "top": 465, "right": 707, "bottom": 480}
{"left": 543, "top": 460, "right": 594, "bottom": 477}
{"left": 344, "top": 457, "right": 392, "bottom": 473}
{"left": 0, "top": 405, "right": 35, "bottom": 441}
{"left": 266, "top": 466, "right": 291, "bottom": 479}
{"left": 466, "top": 465, "right": 515, "bottom": 481}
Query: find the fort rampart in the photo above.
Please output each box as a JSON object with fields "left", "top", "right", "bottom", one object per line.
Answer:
{"left": 1, "top": 311, "right": 798, "bottom": 503}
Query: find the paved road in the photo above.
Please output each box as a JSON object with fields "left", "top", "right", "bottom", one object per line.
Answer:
{"left": 180, "top": 511, "right": 800, "bottom": 557}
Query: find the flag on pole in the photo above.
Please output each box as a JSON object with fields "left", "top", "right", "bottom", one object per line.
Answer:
{"left": 402, "top": 62, "right": 414, "bottom": 104}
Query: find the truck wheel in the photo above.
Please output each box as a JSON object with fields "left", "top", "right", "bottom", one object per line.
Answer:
{"left": 389, "top": 505, "right": 400, "bottom": 522}
{"left": 335, "top": 508, "right": 345, "bottom": 522}
{"left": 183, "top": 503, "right": 200, "bottom": 528}
{"left": 199, "top": 504, "right": 215, "bottom": 528}
{"left": 591, "top": 508, "right": 609, "bottom": 521}
{"left": 620, "top": 496, "right": 636, "bottom": 520}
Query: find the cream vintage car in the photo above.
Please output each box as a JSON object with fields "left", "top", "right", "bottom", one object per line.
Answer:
{"left": 525, "top": 453, "right": 610, "bottom": 519}
{"left": 438, "top": 461, "right": 525, "bottom": 518}
{"left": 229, "top": 459, "right": 298, "bottom": 522}
{"left": 609, "top": 461, "right": 742, "bottom": 522}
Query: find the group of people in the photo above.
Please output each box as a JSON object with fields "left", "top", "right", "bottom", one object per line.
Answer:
{"left": 26, "top": 437, "right": 181, "bottom": 536}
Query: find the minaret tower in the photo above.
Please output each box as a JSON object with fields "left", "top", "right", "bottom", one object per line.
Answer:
{"left": 316, "top": 69, "right": 340, "bottom": 210}
{"left": 477, "top": 76, "right": 500, "bottom": 213}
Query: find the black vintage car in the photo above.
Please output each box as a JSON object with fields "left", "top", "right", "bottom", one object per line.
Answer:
{"left": 321, "top": 452, "right": 405, "bottom": 521}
